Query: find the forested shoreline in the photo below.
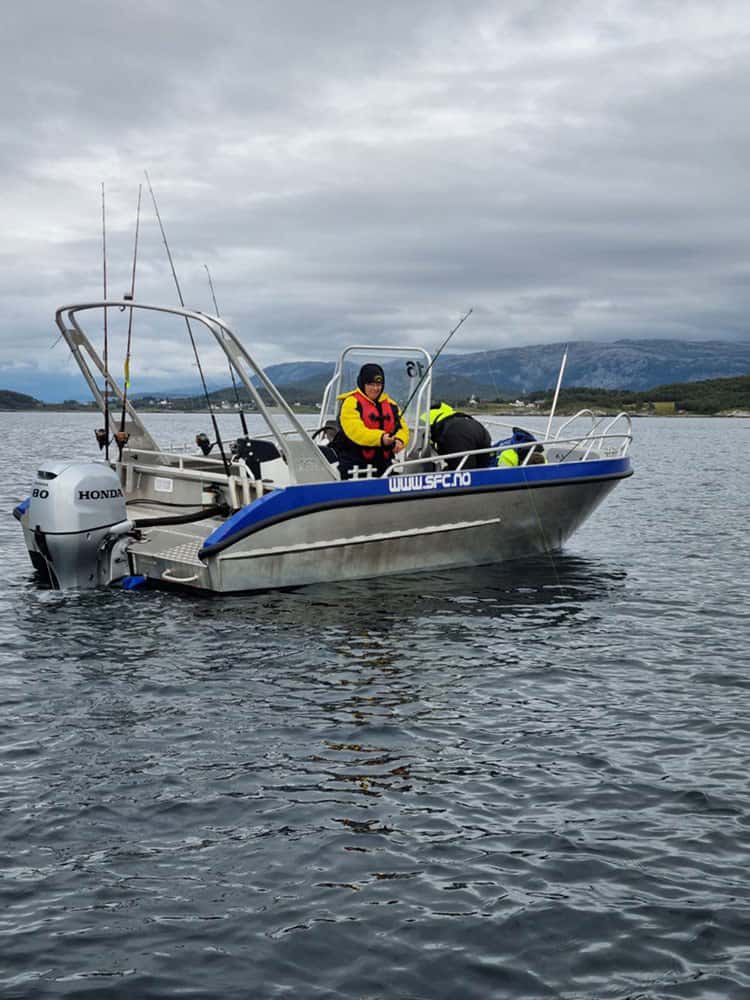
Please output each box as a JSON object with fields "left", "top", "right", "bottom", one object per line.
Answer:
{"left": 2, "top": 374, "right": 750, "bottom": 415}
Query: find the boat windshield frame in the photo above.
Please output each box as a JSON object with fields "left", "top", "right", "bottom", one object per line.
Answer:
{"left": 319, "top": 344, "right": 434, "bottom": 458}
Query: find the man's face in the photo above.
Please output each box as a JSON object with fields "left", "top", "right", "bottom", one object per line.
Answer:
{"left": 364, "top": 380, "right": 382, "bottom": 400}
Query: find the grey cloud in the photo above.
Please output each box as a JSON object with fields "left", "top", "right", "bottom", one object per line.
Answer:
{"left": 2, "top": 1, "right": 750, "bottom": 399}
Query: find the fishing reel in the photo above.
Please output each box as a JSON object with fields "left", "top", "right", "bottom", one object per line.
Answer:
{"left": 196, "top": 432, "right": 215, "bottom": 456}
{"left": 95, "top": 428, "right": 130, "bottom": 452}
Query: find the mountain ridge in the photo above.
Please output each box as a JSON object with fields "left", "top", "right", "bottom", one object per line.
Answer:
{"left": 3, "top": 337, "right": 750, "bottom": 402}
{"left": 261, "top": 337, "right": 750, "bottom": 400}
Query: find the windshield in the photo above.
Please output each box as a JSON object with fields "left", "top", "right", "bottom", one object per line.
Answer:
{"left": 321, "top": 345, "right": 432, "bottom": 431}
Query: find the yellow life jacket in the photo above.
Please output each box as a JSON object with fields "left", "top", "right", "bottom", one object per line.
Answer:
{"left": 429, "top": 402, "right": 455, "bottom": 426}
{"left": 497, "top": 448, "right": 519, "bottom": 467}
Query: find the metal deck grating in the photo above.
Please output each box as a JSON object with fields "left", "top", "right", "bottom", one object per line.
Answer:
{"left": 145, "top": 538, "right": 205, "bottom": 566}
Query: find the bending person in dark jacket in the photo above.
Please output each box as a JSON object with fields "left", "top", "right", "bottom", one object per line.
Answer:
{"left": 427, "top": 403, "right": 492, "bottom": 469}
{"left": 333, "top": 363, "right": 409, "bottom": 478}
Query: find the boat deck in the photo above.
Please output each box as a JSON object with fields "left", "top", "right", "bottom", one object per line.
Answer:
{"left": 125, "top": 502, "right": 223, "bottom": 584}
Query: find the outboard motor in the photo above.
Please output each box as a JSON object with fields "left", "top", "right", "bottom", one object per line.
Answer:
{"left": 27, "top": 461, "right": 130, "bottom": 589}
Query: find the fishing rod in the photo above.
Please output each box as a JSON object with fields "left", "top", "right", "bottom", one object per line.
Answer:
{"left": 401, "top": 307, "right": 473, "bottom": 415}
{"left": 204, "top": 264, "right": 249, "bottom": 437}
{"left": 99, "top": 183, "right": 111, "bottom": 461}
{"left": 116, "top": 184, "right": 142, "bottom": 461}
{"left": 144, "top": 170, "right": 230, "bottom": 475}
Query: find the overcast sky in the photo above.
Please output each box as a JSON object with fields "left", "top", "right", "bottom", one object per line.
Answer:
{"left": 2, "top": 0, "right": 749, "bottom": 396}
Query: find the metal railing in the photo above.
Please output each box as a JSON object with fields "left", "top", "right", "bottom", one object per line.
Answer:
{"left": 119, "top": 408, "right": 632, "bottom": 491}
{"left": 383, "top": 428, "right": 632, "bottom": 477}
{"left": 118, "top": 448, "right": 262, "bottom": 509}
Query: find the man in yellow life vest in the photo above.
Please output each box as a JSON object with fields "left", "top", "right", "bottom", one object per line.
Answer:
{"left": 332, "top": 363, "right": 409, "bottom": 478}
{"left": 425, "top": 402, "right": 492, "bottom": 470}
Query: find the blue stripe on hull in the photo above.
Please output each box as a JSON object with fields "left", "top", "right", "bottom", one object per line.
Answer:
{"left": 201, "top": 457, "right": 631, "bottom": 557}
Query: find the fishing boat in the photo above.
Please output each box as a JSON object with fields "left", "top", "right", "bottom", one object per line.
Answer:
{"left": 13, "top": 300, "right": 633, "bottom": 592}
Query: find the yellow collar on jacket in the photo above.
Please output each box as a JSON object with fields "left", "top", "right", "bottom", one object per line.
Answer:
{"left": 337, "top": 388, "right": 398, "bottom": 404}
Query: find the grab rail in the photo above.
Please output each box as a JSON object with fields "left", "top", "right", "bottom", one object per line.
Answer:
{"left": 555, "top": 409, "right": 596, "bottom": 439}
{"left": 384, "top": 429, "right": 632, "bottom": 476}
{"left": 552, "top": 411, "right": 633, "bottom": 462}
{"left": 594, "top": 412, "right": 632, "bottom": 454}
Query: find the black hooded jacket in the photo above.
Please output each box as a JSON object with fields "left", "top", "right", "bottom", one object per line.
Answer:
{"left": 431, "top": 412, "right": 492, "bottom": 469}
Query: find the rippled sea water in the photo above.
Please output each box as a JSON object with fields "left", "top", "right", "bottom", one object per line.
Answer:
{"left": 1, "top": 412, "right": 749, "bottom": 999}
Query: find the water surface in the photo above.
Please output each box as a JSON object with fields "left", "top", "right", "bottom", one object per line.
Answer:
{"left": 1, "top": 413, "right": 749, "bottom": 999}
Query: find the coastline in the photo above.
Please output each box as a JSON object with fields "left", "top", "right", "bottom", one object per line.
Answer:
{"left": 2, "top": 407, "right": 748, "bottom": 417}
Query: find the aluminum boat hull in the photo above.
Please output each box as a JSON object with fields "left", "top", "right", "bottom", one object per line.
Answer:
{"left": 126, "top": 457, "right": 631, "bottom": 593}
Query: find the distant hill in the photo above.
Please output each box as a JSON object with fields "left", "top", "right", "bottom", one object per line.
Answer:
{"left": 528, "top": 374, "right": 750, "bottom": 414}
{"left": 636, "top": 373, "right": 750, "bottom": 413}
{"left": 3, "top": 371, "right": 750, "bottom": 415}
{"left": 0, "top": 389, "right": 93, "bottom": 411}
{"left": 141, "top": 339, "right": 750, "bottom": 401}
{"left": 438, "top": 338, "right": 750, "bottom": 395}
{"left": 265, "top": 362, "right": 334, "bottom": 386}
{"left": 0, "top": 389, "right": 42, "bottom": 410}
{"left": 214, "top": 338, "right": 750, "bottom": 400}
{"left": 4, "top": 337, "right": 750, "bottom": 404}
